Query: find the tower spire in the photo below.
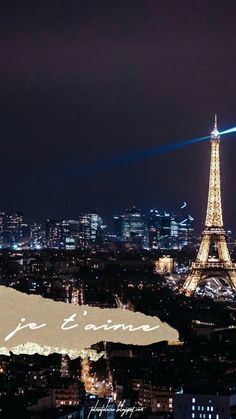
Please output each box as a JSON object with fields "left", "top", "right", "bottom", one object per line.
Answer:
{"left": 214, "top": 114, "right": 217, "bottom": 129}
{"left": 211, "top": 114, "right": 220, "bottom": 138}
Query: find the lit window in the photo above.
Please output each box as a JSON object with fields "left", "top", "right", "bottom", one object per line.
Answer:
{"left": 211, "top": 407, "right": 213, "bottom": 411}
{"left": 192, "top": 405, "right": 195, "bottom": 410}
{"left": 192, "top": 398, "right": 196, "bottom": 403}
{"left": 192, "top": 414, "right": 195, "bottom": 418}
{"left": 216, "top": 415, "right": 219, "bottom": 419}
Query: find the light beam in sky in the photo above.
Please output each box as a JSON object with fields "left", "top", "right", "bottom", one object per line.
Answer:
{"left": 79, "top": 125, "right": 236, "bottom": 174}
{"left": 220, "top": 126, "right": 236, "bottom": 135}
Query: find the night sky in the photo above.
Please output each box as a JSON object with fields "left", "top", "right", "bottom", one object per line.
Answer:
{"left": 1, "top": 1, "right": 236, "bottom": 231}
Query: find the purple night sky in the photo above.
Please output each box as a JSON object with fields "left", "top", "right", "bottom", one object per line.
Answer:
{"left": 0, "top": 1, "right": 236, "bottom": 230}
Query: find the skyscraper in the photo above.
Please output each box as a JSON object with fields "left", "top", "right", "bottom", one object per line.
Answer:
{"left": 113, "top": 207, "right": 145, "bottom": 245}
{"left": 0, "top": 212, "right": 6, "bottom": 246}
{"left": 46, "top": 219, "right": 63, "bottom": 249}
{"left": 79, "top": 213, "right": 104, "bottom": 243}
{"left": 30, "top": 223, "right": 42, "bottom": 249}
{"left": 179, "top": 202, "right": 194, "bottom": 248}
{"left": 6, "top": 212, "right": 23, "bottom": 246}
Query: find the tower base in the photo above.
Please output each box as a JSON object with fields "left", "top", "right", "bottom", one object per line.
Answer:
{"left": 182, "top": 265, "right": 236, "bottom": 297}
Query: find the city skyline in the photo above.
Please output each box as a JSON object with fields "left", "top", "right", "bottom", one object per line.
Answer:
{"left": 0, "top": 203, "right": 195, "bottom": 250}
{"left": 1, "top": 1, "right": 236, "bottom": 230}
{"left": 0, "top": 118, "right": 235, "bottom": 233}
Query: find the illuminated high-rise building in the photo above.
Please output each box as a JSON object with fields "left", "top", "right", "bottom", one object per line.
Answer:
{"left": 62, "top": 219, "right": 80, "bottom": 249}
{"left": 79, "top": 213, "right": 104, "bottom": 243}
{"left": 46, "top": 219, "right": 80, "bottom": 249}
{"left": 113, "top": 207, "right": 145, "bottom": 245}
{"left": 170, "top": 214, "right": 179, "bottom": 249}
{"left": 179, "top": 215, "right": 194, "bottom": 248}
{"left": 178, "top": 202, "right": 194, "bottom": 248}
{"left": 147, "top": 207, "right": 194, "bottom": 249}
{"left": 30, "top": 223, "right": 42, "bottom": 249}
{"left": 147, "top": 209, "right": 161, "bottom": 249}
{"left": 174, "top": 383, "right": 236, "bottom": 419}
{"left": 6, "top": 212, "right": 23, "bottom": 246}
{"left": 0, "top": 212, "right": 6, "bottom": 246}
{"left": 148, "top": 209, "right": 178, "bottom": 249}
{"left": 46, "top": 219, "right": 63, "bottom": 249}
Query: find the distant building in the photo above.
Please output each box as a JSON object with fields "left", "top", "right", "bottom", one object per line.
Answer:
{"left": 170, "top": 214, "right": 179, "bottom": 249}
{"left": 21, "top": 223, "right": 31, "bottom": 247}
{"left": 159, "top": 211, "right": 172, "bottom": 248}
{"left": 147, "top": 209, "right": 161, "bottom": 249}
{"left": 147, "top": 204, "right": 194, "bottom": 250}
{"left": 30, "top": 223, "right": 42, "bottom": 249}
{"left": 46, "top": 219, "right": 63, "bottom": 249}
{"left": 174, "top": 382, "right": 236, "bottom": 419}
{"left": 79, "top": 213, "right": 105, "bottom": 243}
{"left": 46, "top": 219, "right": 80, "bottom": 249}
{"left": 65, "top": 236, "right": 76, "bottom": 250}
{"left": 6, "top": 211, "right": 23, "bottom": 247}
{"left": 178, "top": 202, "right": 194, "bottom": 247}
{"left": 0, "top": 211, "right": 6, "bottom": 245}
{"left": 113, "top": 206, "right": 145, "bottom": 246}
{"left": 148, "top": 209, "right": 173, "bottom": 249}
{"left": 156, "top": 256, "right": 175, "bottom": 273}
{"left": 138, "top": 382, "right": 177, "bottom": 413}
{"left": 113, "top": 215, "right": 123, "bottom": 241}
{"left": 62, "top": 220, "right": 80, "bottom": 249}
{"left": 46, "top": 215, "right": 106, "bottom": 249}
{"left": 191, "top": 319, "right": 236, "bottom": 349}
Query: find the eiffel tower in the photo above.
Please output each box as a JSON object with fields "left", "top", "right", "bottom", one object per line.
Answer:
{"left": 182, "top": 116, "right": 236, "bottom": 296}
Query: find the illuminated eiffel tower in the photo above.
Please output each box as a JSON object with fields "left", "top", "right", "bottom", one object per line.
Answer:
{"left": 182, "top": 116, "right": 236, "bottom": 296}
